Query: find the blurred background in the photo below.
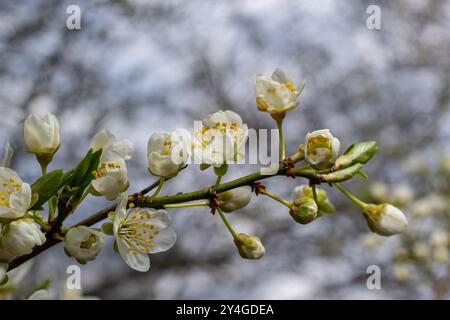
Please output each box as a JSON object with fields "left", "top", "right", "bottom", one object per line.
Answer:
{"left": 1, "top": 0, "right": 449, "bottom": 299}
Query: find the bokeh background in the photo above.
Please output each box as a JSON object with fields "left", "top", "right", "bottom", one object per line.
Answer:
{"left": 1, "top": 0, "right": 450, "bottom": 299}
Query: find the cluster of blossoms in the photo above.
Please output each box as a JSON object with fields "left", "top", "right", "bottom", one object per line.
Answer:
{"left": 1, "top": 68, "right": 409, "bottom": 292}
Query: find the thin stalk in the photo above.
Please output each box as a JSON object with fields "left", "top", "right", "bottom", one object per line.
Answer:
{"left": 149, "top": 177, "right": 165, "bottom": 199}
{"left": 262, "top": 190, "right": 292, "bottom": 208}
{"left": 334, "top": 183, "right": 368, "bottom": 209}
{"left": 217, "top": 207, "right": 238, "bottom": 239}
{"left": 276, "top": 118, "right": 286, "bottom": 159}
{"left": 213, "top": 175, "right": 222, "bottom": 190}
{"left": 164, "top": 200, "right": 210, "bottom": 209}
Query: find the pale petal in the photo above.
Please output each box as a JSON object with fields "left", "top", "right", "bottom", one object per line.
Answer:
{"left": 271, "top": 68, "right": 294, "bottom": 84}
{"left": 90, "top": 129, "right": 115, "bottom": 152}
{"left": 117, "top": 238, "right": 150, "bottom": 272}
{"left": 111, "top": 139, "right": 134, "bottom": 160}
{"left": 114, "top": 193, "right": 129, "bottom": 233}
{"left": 9, "top": 183, "right": 31, "bottom": 214}
{"left": 148, "top": 152, "right": 179, "bottom": 177}
{"left": 149, "top": 227, "right": 177, "bottom": 254}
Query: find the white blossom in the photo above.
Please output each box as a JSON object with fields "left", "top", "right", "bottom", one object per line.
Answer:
{"left": 254, "top": 68, "right": 303, "bottom": 114}
{"left": 113, "top": 194, "right": 177, "bottom": 272}
{"left": 64, "top": 226, "right": 104, "bottom": 264}
{"left": 192, "top": 110, "right": 248, "bottom": 166}
{"left": 0, "top": 218, "right": 45, "bottom": 261}
{"left": 147, "top": 130, "right": 190, "bottom": 178}
{"left": 304, "top": 129, "right": 341, "bottom": 169}
{"left": 90, "top": 130, "right": 133, "bottom": 200}
{"left": 24, "top": 112, "right": 60, "bottom": 155}
{"left": 0, "top": 168, "right": 31, "bottom": 219}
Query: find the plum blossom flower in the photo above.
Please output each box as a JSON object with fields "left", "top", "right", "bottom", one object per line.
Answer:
{"left": 24, "top": 112, "right": 60, "bottom": 155}
{"left": 304, "top": 129, "right": 341, "bottom": 169}
{"left": 147, "top": 130, "right": 190, "bottom": 178}
{"left": 192, "top": 110, "right": 248, "bottom": 166}
{"left": 90, "top": 129, "right": 133, "bottom": 200}
{"left": 0, "top": 168, "right": 31, "bottom": 220}
{"left": 64, "top": 226, "right": 104, "bottom": 264}
{"left": 113, "top": 194, "right": 177, "bottom": 272}
{"left": 91, "top": 151, "right": 129, "bottom": 200}
{"left": 254, "top": 68, "right": 304, "bottom": 114}
{"left": 0, "top": 218, "right": 45, "bottom": 261}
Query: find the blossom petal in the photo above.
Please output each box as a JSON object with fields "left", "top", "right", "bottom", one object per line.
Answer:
{"left": 9, "top": 183, "right": 31, "bottom": 215}
{"left": 90, "top": 129, "right": 115, "bottom": 152}
{"left": 149, "top": 227, "right": 177, "bottom": 254}
{"left": 116, "top": 238, "right": 150, "bottom": 272}
{"left": 113, "top": 193, "right": 129, "bottom": 234}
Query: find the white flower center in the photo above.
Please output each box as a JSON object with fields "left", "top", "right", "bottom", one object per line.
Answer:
{"left": 118, "top": 209, "right": 160, "bottom": 255}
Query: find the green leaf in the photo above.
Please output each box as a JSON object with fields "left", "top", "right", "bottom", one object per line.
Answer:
{"left": 30, "top": 169, "right": 64, "bottom": 210}
{"left": 69, "top": 149, "right": 94, "bottom": 188}
{"left": 334, "top": 141, "right": 378, "bottom": 170}
{"left": 319, "top": 163, "right": 365, "bottom": 183}
{"left": 67, "top": 148, "right": 102, "bottom": 198}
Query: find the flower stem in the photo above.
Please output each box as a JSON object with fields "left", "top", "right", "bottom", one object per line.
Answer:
{"left": 164, "top": 200, "right": 210, "bottom": 209}
{"left": 276, "top": 118, "right": 286, "bottom": 160}
{"left": 334, "top": 183, "right": 368, "bottom": 209}
{"left": 312, "top": 184, "right": 321, "bottom": 211}
{"left": 149, "top": 177, "right": 165, "bottom": 199}
{"left": 217, "top": 207, "right": 238, "bottom": 239}
{"left": 39, "top": 162, "right": 47, "bottom": 176}
{"left": 261, "top": 190, "right": 292, "bottom": 208}
{"left": 214, "top": 175, "right": 222, "bottom": 190}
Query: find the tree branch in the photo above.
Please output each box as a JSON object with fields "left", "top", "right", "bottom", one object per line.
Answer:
{"left": 7, "top": 165, "right": 317, "bottom": 271}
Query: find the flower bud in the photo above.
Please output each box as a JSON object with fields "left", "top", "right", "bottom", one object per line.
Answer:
{"left": 289, "top": 197, "right": 318, "bottom": 224}
{"left": 24, "top": 113, "right": 60, "bottom": 156}
{"left": 234, "top": 233, "right": 265, "bottom": 260}
{"left": 362, "top": 204, "right": 408, "bottom": 236}
{"left": 64, "top": 226, "right": 104, "bottom": 264}
{"left": 304, "top": 129, "right": 340, "bottom": 169}
{"left": 218, "top": 187, "right": 251, "bottom": 213}
{"left": 292, "top": 185, "right": 334, "bottom": 214}
{"left": 333, "top": 141, "right": 377, "bottom": 170}
{"left": 0, "top": 218, "right": 45, "bottom": 261}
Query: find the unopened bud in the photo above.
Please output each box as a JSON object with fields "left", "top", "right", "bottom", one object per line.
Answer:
{"left": 289, "top": 197, "right": 318, "bottom": 224}
{"left": 218, "top": 187, "right": 251, "bottom": 213}
{"left": 234, "top": 233, "right": 265, "bottom": 260}
{"left": 363, "top": 203, "right": 408, "bottom": 236}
